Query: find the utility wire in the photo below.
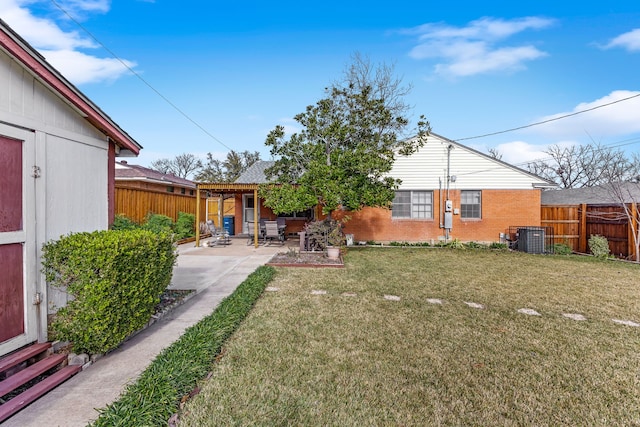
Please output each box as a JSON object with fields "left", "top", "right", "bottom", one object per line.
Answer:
{"left": 455, "top": 92, "right": 640, "bottom": 142}
{"left": 48, "top": 1, "right": 640, "bottom": 159}
{"left": 49, "top": 0, "right": 233, "bottom": 152}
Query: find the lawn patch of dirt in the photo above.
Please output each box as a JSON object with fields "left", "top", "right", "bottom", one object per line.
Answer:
{"left": 267, "top": 251, "right": 344, "bottom": 268}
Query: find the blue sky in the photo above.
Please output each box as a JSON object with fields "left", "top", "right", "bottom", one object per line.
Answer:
{"left": 3, "top": 0, "right": 640, "bottom": 172}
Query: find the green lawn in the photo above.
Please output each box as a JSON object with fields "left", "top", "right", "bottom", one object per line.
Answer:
{"left": 179, "top": 248, "right": 640, "bottom": 426}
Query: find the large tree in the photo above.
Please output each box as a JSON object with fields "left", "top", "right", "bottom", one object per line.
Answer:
{"left": 259, "top": 54, "right": 430, "bottom": 218}
{"left": 527, "top": 142, "right": 640, "bottom": 188}
{"left": 150, "top": 153, "right": 202, "bottom": 179}
{"left": 195, "top": 150, "right": 261, "bottom": 182}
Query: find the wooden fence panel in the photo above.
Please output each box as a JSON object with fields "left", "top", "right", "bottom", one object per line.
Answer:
{"left": 585, "top": 205, "right": 628, "bottom": 258}
{"left": 206, "top": 198, "right": 236, "bottom": 227}
{"left": 542, "top": 204, "right": 634, "bottom": 258}
{"left": 541, "top": 205, "right": 580, "bottom": 251}
{"left": 115, "top": 187, "right": 206, "bottom": 225}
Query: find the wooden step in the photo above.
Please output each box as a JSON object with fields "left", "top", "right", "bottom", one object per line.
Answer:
{"left": 0, "top": 353, "right": 67, "bottom": 397}
{"left": 0, "top": 342, "right": 51, "bottom": 374}
{"left": 0, "top": 364, "right": 82, "bottom": 423}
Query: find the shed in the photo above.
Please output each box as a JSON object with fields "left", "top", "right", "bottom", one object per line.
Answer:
{"left": 0, "top": 19, "right": 141, "bottom": 357}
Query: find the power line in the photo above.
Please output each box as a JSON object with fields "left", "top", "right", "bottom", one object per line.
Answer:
{"left": 49, "top": 0, "right": 233, "bottom": 152}
{"left": 454, "top": 92, "right": 640, "bottom": 142}
{"left": 453, "top": 135, "right": 640, "bottom": 178}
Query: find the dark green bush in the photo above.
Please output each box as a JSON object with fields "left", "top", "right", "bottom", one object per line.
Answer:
{"left": 111, "top": 214, "right": 139, "bottom": 231}
{"left": 174, "top": 211, "right": 195, "bottom": 240}
{"left": 143, "top": 213, "right": 174, "bottom": 235}
{"left": 554, "top": 243, "right": 573, "bottom": 255}
{"left": 43, "top": 229, "right": 177, "bottom": 354}
{"left": 91, "top": 266, "right": 276, "bottom": 426}
{"left": 489, "top": 242, "right": 508, "bottom": 250}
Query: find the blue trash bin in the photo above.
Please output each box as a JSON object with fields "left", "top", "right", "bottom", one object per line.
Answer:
{"left": 223, "top": 216, "right": 235, "bottom": 236}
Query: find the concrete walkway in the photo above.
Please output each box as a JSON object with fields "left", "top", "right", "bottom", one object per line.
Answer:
{"left": 3, "top": 238, "right": 291, "bottom": 427}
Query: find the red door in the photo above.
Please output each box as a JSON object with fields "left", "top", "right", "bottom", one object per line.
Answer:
{"left": 0, "top": 135, "right": 25, "bottom": 343}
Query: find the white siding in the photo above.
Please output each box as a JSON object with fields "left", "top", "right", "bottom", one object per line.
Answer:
{"left": 1, "top": 48, "right": 111, "bottom": 316}
{"left": 44, "top": 134, "right": 108, "bottom": 240}
{"left": 390, "top": 135, "right": 548, "bottom": 190}
{"left": 0, "top": 50, "right": 103, "bottom": 140}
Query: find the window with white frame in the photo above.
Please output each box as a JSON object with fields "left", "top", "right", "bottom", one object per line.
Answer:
{"left": 461, "top": 190, "right": 481, "bottom": 218}
{"left": 392, "top": 191, "right": 433, "bottom": 219}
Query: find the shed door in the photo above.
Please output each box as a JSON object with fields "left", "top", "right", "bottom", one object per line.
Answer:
{"left": 0, "top": 134, "right": 37, "bottom": 353}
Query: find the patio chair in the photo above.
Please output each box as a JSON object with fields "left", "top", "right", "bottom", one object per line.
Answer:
{"left": 206, "top": 220, "right": 230, "bottom": 246}
{"left": 246, "top": 221, "right": 260, "bottom": 245}
{"left": 264, "top": 220, "right": 284, "bottom": 246}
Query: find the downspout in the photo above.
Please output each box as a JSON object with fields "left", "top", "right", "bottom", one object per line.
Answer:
{"left": 439, "top": 177, "right": 443, "bottom": 229}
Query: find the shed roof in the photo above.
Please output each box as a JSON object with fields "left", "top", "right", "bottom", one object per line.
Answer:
{"left": 115, "top": 161, "right": 195, "bottom": 188}
{"left": 0, "top": 19, "right": 141, "bottom": 155}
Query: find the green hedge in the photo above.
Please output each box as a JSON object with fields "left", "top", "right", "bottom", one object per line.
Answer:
{"left": 111, "top": 212, "right": 196, "bottom": 240}
{"left": 91, "top": 265, "right": 275, "bottom": 426}
{"left": 174, "top": 212, "right": 195, "bottom": 240}
{"left": 43, "top": 229, "right": 177, "bottom": 354}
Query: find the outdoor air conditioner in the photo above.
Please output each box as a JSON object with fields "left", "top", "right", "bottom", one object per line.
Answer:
{"left": 517, "top": 227, "right": 545, "bottom": 254}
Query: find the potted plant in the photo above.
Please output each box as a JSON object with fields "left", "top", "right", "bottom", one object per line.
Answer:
{"left": 326, "top": 220, "right": 346, "bottom": 259}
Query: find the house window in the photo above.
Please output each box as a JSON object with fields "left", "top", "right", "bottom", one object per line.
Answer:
{"left": 167, "top": 186, "right": 175, "bottom": 193}
{"left": 180, "top": 188, "right": 186, "bottom": 195}
{"left": 392, "top": 191, "right": 433, "bottom": 219}
{"left": 277, "top": 208, "right": 314, "bottom": 219}
{"left": 461, "top": 190, "right": 481, "bottom": 218}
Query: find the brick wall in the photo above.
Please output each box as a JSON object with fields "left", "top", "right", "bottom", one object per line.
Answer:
{"left": 337, "top": 189, "right": 541, "bottom": 244}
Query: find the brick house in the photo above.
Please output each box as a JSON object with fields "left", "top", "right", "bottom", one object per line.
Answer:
{"left": 219, "top": 133, "right": 554, "bottom": 244}
{"left": 340, "top": 133, "right": 556, "bottom": 243}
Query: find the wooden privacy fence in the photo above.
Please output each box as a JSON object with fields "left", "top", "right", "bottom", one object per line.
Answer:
{"left": 115, "top": 186, "right": 206, "bottom": 224}
{"left": 541, "top": 203, "right": 638, "bottom": 259}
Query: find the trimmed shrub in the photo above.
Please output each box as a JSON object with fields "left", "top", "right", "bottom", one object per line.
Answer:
{"left": 143, "top": 213, "right": 174, "bottom": 235}
{"left": 91, "top": 266, "right": 276, "bottom": 426}
{"left": 110, "top": 214, "right": 139, "bottom": 231}
{"left": 43, "top": 229, "right": 177, "bottom": 354}
{"left": 588, "top": 235, "right": 610, "bottom": 258}
{"left": 174, "top": 211, "right": 195, "bottom": 240}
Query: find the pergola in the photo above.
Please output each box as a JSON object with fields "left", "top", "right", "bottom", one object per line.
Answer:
{"left": 195, "top": 182, "right": 261, "bottom": 248}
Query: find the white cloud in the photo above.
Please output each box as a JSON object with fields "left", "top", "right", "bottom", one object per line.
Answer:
{"left": 404, "top": 17, "right": 555, "bottom": 77}
{"left": 40, "top": 49, "right": 134, "bottom": 84}
{"left": 0, "top": 0, "right": 136, "bottom": 85}
{"left": 531, "top": 90, "right": 640, "bottom": 139}
{"left": 603, "top": 28, "right": 640, "bottom": 52}
{"left": 488, "top": 140, "right": 572, "bottom": 166}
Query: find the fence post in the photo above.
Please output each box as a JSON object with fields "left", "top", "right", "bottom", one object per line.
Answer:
{"left": 578, "top": 203, "right": 588, "bottom": 253}
{"left": 629, "top": 202, "right": 638, "bottom": 261}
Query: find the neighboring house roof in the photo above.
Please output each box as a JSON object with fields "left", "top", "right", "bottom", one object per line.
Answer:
{"left": 0, "top": 19, "right": 141, "bottom": 156}
{"left": 541, "top": 182, "right": 640, "bottom": 205}
{"left": 115, "top": 161, "right": 196, "bottom": 188}
{"left": 235, "top": 160, "right": 275, "bottom": 184}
